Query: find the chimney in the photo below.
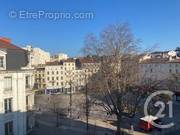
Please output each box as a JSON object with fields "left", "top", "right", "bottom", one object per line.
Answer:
{"left": 0, "top": 37, "right": 12, "bottom": 43}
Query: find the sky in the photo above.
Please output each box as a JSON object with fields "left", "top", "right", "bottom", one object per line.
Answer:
{"left": 0, "top": 0, "right": 180, "bottom": 57}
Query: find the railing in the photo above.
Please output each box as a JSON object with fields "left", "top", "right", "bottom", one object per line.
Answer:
{"left": 3, "top": 88, "right": 12, "bottom": 94}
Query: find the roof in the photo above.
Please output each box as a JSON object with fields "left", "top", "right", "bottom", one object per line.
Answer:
{"left": 140, "top": 58, "right": 180, "bottom": 64}
{"left": 62, "top": 58, "right": 75, "bottom": 63}
{"left": 140, "top": 58, "right": 169, "bottom": 64}
{"left": 78, "top": 57, "right": 99, "bottom": 64}
{"left": 46, "top": 61, "right": 62, "bottom": 66}
{"left": 0, "top": 39, "right": 25, "bottom": 51}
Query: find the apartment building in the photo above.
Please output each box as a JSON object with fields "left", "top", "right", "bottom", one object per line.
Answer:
{"left": 34, "top": 56, "right": 101, "bottom": 94}
{"left": 140, "top": 57, "right": 180, "bottom": 81}
{"left": 51, "top": 53, "right": 68, "bottom": 62}
{"left": 0, "top": 37, "right": 35, "bottom": 135}
{"left": 34, "top": 65, "right": 46, "bottom": 89}
{"left": 0, "top": 71, "right": 34, "bottom": 135}
{"left": 76, "top": 57, "right": 100, "bottom": 79}
{"left": 45, "top": 59, "right": 76, "bottom": 94}
{"left": 74, "top": 69, "right": 86, "bottom": 90}
{"left": 0, "top": 38, "right": 28, "bottom": 71}
{"left": 23, "top": 45, "right": 50, "bottom": 66}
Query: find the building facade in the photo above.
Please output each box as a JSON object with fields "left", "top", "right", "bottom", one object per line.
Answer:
{"left": 0, "top": 71, "right": 34, "bottom": 135}
{"left": 23, "top": 45, "right": 50, "bottom": 66}
{"left": 34, "top": 66, "right": 46, "bottom": 90}
{"left": 0, "top": 37, "right": 35, "bottom": 135}
{"left": 44, "top": 59, "right": 76, "bottom": 94}
{"left": 51, "top": 53, "right": 68, "bottom": 62}
{"left": 34, "top": 57, "right": 100, "bottom": 94}
{"left": 140, "top": 58, "right": 180, "bottom": 81}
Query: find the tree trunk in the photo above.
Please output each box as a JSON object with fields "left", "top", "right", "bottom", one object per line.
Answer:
{"left": 85, "top": 83, "right": 89, "bottom": 132}
{"left": 116, "top": 114, "right": 122, "bottom": 135}
{"left": 69, "top": 85, "right": 72, "bottom": 118}
{"left": 56, "top": 112, "right": 59, "bottom": 127}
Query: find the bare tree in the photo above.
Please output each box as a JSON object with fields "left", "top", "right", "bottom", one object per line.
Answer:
{"left": 66, "top": 70, "right": 76, "bottom": 118}
{"left": 48, "top": 95, "right": 68, "bottom": 127}
{"left": 83, "top": 23, "right": 156, "bottom": 135}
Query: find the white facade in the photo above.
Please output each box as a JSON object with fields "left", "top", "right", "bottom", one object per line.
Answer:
{"left": 34, "top": 66, "right": 46, "bottom": 89}
{"left": 140, "top": 59, "right": 180, "bottom": 81}
{"left": 24, "top": 45, "right": 50, "bottom": 66}
{"left": 0, "top": 50, "right": 7, "bottom": 70}
{"left": 45, "top": 61, "right": 77, "bottom": 93}
{"left": 0, "top": 71, "right": 34, "bottom": 135}
{"left": 51, "top": 53, "right": 68, "bottom": 62}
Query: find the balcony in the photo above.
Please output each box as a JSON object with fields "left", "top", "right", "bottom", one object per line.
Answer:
{"left": 3, "top": 88, "right": 12, "bottom": 95}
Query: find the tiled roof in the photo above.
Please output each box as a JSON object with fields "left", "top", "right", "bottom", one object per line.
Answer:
{"left": 0, "top": 39, "right": 24, "bottom": 51}
{"left": 62, "top": 58, "right": 75, "bottom": 62}
{"left": 78, "top": 57, "right": 99, "bottom": 63}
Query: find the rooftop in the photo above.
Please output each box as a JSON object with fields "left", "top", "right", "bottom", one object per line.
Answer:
{"left": 0, "top": 37, "right": 25, "bottom": 51}
{"left": 140, "top": 58, "right": 180, "bottom": 64}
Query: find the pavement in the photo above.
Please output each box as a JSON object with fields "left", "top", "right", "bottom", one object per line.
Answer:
{"left": 32, "top": 116, "right": 115, "bottom": 135}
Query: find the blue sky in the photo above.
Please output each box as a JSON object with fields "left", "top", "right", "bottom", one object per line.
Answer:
{"left": 0, "top": 0, "right": 180, "bottom": 56}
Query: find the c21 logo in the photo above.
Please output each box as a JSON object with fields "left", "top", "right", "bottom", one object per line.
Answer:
{"left": 144, "top": 90, "right": 174, "bottom": 129}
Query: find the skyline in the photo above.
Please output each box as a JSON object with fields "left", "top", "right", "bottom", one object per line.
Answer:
{"left": 0, "top": 0, "right": 180, "bottom": 56}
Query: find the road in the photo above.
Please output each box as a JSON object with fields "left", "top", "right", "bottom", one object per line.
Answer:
{"left": 33, "top": 94, "right": 180, "bottom": 135}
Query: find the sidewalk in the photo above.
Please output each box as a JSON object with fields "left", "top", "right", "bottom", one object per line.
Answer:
{"left": 37, "top": 116, "right": 149, "bottom": 135}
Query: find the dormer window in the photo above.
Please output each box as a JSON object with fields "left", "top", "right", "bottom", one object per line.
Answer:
{"left": 0, "top": 56, "right": 4, "bottom": 67}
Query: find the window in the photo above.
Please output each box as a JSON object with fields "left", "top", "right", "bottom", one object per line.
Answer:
{"left": 26, "top": 76, "right": 30, "bottom": 88}
{"left": 169, "top": 69, "right": 172, "bottom": 73}
{"left": 150, "top": 68, "right": 153, "bottom": 73}
{"left": 0, "top": 56, "right": 4, "bottom": 67}
{"left": 4, "top": 98, "right": 12, "bottom": 113}
{"left": 4, "top": 77, "right": 12, "bottom": 90}
{"left": 47, "top": 71, "right": 49, "bottom": 75}
{"left": 5, "top": 121, "right": 13, "bottom": 135}
{"left": 176, "top": 69, "right": 178, "bottom": 73}
{"left": 26, "top": 96, "right": 29, "bottom": 106}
